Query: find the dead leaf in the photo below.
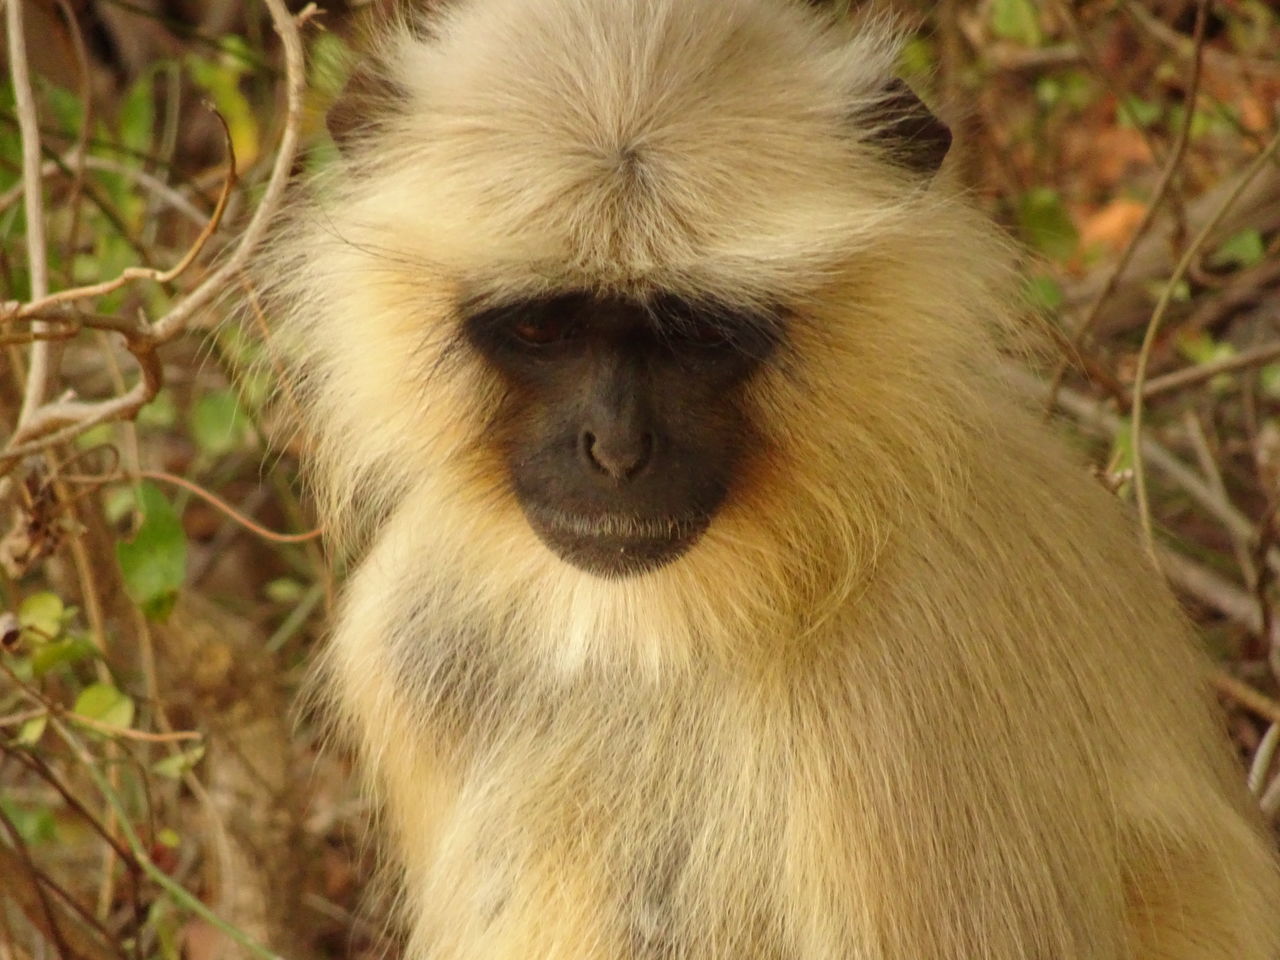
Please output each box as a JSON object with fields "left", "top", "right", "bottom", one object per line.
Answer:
{"left": 1080, "top": 198, "right": 1149, "bottom": 254}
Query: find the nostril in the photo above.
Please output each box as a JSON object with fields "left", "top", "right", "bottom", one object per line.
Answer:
{"left": 583, "top": 429, "right": 652, "bottom": 480}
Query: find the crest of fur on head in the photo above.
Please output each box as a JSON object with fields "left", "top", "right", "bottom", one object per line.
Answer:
{"left": 259, "top": 0, "right": 1021, "bottom": 664}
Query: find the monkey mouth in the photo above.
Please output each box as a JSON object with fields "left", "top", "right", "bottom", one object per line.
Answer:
{"left": 524, "top": 507, "right": 709, "bottom": 578}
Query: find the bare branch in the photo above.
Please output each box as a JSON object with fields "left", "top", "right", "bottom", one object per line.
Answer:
{"left": 6, "top": 0, "right": 53, "bottom": 424}
{"left": 1, "top": 123, "right": 235, "bottom": 324}
{"left": 2, "top": 376, "right": 157, "bottom": 462}
{"left": 150, "top": 0, "right": 312, "bottom": 342}
{"left": 1012, "top": 365, "right": 1280, "bottom": 578}
{"left": 0, "top": 0, "right": 312, "bottom": 474}
{"left": 1213, "top": 671, "right": 1280, "bottom": 727}
{"left": 1132, "top": 125, "right": 1280, "bottom": 554}
{"left": 1046, "top": 0, "right": 1208, "bottom": 408}
{"left": 0, "top": 153, "right": 209, "bottom": 226}
{"left": 1141, "top": 342, "right": 1280, "bottom": 400}
{"left": 52, "top": 716, "right": 289, "bottom": 960}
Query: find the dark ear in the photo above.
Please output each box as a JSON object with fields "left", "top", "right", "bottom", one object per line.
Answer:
{"left": 326, "top": 65, "right": 405, "bottom": 155}
{"left": 864, "top": 78, "right": 952, "bottom": 177}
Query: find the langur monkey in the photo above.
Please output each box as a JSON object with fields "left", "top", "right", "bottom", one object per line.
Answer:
{"left": 259, "top": 0, "right": 1280, "bottom": 956}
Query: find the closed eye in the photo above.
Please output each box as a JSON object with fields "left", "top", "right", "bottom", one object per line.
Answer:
{"left": 672, "top": 320, "right": 731, "bottom": 348}
{"left": 646, "top": 293, "right": 779, "bottom": 355}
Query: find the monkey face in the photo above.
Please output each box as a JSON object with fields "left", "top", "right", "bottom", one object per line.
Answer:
{"left": 463, "top": 291, "right": 780, "bottom": 578}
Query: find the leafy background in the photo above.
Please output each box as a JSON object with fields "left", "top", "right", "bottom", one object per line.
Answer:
{"left": 1, "top": 0, "right": 1278, "bottom": 957}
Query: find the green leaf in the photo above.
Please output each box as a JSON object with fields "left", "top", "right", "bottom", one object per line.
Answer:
{"left": 309, "top": 31, "right": 351, "bottom": 99}
{"left": 190, "top": 389, "right": 248, "bottom": 457}
{"left": 1176, "top": 331, "right": 1235, "bottom": 366}
{"left": 104, "top": 485, "right": 137, "bottom": 525}
{"left": 78, "top": 232, "right": 136, "bottom": 310}
{"left": 1034, "top": 77, "right": 1061, "bottom": 107}
{"left": 118, "top": 74, "right": 155, "bottom": 155}
{"left": 214, "top": 324, "right": 265, "bottom": 367}
{"left": 18, "top": 592, "right": 63, "bottom": 641}
{"left": 217, "top": 35, "right": 257, "bottom": 69}
{"left": 1037, "top": 72, "right": 1095, "bottom": 111}
{"left": 136, "top": 388, "right": 178, "bottom": 430}
{"left": 2, "top": 261, "right": 30, "bottom": 301}
{"left": 1172, "top": 330, "right": 1233, "bottom": 391}
{"left": 17, "top": 714, "right": 47, "bottom": 746}
{"left": 266, "top": 578, "right": 304, "bottom": 604}
{"left": 1025, "top": 274, "right": 1064, "bottom": 312}
{"left": 305, "top": 136, "right": 343, "bottom": 177}
{"left": 1211, "top": 229, "right": 1266, "bottom": 269}
{"left": 74, "top": 683, "right": 136, "bottom": 730}
{"left": 1059, "top": 73, "right": 1096, "bottom": 111}
{"left": 1119, "top": 96, "right": 1163, "bottom": 130}
{"left": 1017, "top": 188, "right": 1078, "bottom": 261}
{"left": 5, "top": 655, "right": 34, "bottom": 683}
{"left": 1110, "top": 418, "right": 1134, "bottom": 471}
{"left": 31, "top": 636, "right": 97, "bottom": 678}
{"left": 990, "top": 0, "right": 1042, "bottom": 46}
{"left": 1176, "top": 332, "right": 1236, "bottom": 393}
{"left": 74, "top": 423, "right": 116, "bottom": 451}
{"left": 0, "top": 800, "right": 56, "bottom": 845}
{"left": 148, "top": 898, "right": 182, "bottom": 960}
{"left": 1143, "top": 277, "right": 1192, "bottom": 303}
{"left": 157, "top": 826, "right": 182, "bottom": 848}
{"left": 116, "top": 482, "right": 187, "bottom": 622}
{"left": 43, "top": 84, "right": 86, "bottom": 134}
{"left": 152, "top": 744, "right": 205, "bottom": 779}
{"left": 186, "top": 54, "right": 261, "bottom": 166}
{"left": 1260, "top": 366, "right": 1280, "bottom": 400}
{"left": 238, "top": 367, "right": 274, "bottom": 411}
{"left": 897, "top": 36, "right": 937, "bottom": 79}
{"left": 1166, "top": 104, "right": 1215, "bottom": 141}
{"left": 1107, "top": 417, "right": 1135, "bottom": 499}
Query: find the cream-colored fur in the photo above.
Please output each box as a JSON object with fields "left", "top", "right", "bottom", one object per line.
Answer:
{"left": 258, "top": 0, "right": 1280, "bottom": 956}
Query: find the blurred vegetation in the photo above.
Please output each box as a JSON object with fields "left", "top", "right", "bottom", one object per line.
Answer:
{"left": 0, "top": 0, "right": 1278, "bottom": 957}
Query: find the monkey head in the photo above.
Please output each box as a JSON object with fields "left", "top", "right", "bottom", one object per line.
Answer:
{"left": 271, "top": 0, "right": 993, "bottom": 627}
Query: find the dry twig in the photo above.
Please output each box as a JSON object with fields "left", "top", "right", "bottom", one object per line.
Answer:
{"left": 6, "top": 0, "right": 52, "bottom": 423}
{"left": 0, "top": 0, "right": 312, "bottom": 477}
{"left": 1046, "top": 0, "right": 1208, "bottom": 408}
{"left": 1141, "top": 342, "right": 1280, "bottom": 400}
{"left": 1132, "top": 126, "right": 1280, "bottom": 554}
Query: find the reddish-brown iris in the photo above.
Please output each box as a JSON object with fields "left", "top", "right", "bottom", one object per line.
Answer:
{"left": 513, "top": 315, "right": 570, "bottom": 345}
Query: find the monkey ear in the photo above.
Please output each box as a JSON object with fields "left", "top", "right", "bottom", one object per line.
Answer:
{"left": 326, "top": 64, "right": 405, "bottom": 156}
{"left": 863, "top": 78, "right": 952, "bottom": 177}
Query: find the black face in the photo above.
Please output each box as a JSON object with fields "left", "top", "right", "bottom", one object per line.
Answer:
{"left": 463, "top": 290, "right": 780, "bottom": 578}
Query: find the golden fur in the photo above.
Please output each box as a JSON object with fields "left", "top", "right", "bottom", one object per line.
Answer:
{"left": 258, "top": 0, "right": 1280, "bottom": 956}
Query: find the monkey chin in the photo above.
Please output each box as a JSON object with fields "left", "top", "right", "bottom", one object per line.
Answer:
{"left": 522, "top": 508, "right": 710, "bottom": 579}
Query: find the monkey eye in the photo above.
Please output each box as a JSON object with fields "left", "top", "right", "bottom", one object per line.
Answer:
{"left": 511, "top": 314, "right": 576, "bottom": 346}
{"left": 676, "top": 321, "right": 732, "bottom": 348}
{"left": 648, "top": 294, "right": 736, "bottom": 350}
